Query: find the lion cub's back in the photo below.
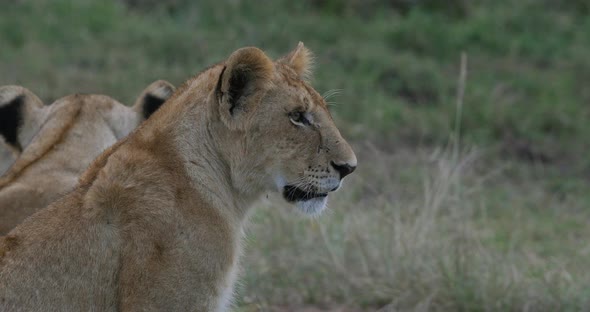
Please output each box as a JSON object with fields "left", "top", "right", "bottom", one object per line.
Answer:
{"left": 0, "top": 190, "right": 121, "bottom": 311}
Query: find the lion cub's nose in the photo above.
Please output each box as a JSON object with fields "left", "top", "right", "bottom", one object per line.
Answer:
{"left": 330, "top": 161, "right": 356, "bottom": 179}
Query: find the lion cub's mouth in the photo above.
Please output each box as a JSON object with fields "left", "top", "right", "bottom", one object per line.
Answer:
{"left": 283, "top": 185, "right": 328, "bottom": 202}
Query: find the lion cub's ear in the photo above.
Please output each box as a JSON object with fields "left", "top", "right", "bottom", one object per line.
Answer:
{"left": 0, "top": 86, "right": 44, "bottom": 153}
{"left": 277, "top": 42, "right": 314, "bottom": 81}
{"left": 216, "top": 47, "right": 274, "bottom": 129}
{"left": 133, "top": 80, "right": 175, "bottom": 120}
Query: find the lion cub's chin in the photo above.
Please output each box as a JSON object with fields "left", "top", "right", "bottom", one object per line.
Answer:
{"left": 295, "top": 196, "right": 328, "bottom": 217}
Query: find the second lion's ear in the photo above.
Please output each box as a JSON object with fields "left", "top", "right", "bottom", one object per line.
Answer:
{"left": 0, "top": 85, "right": 44, "bottom": 153}
{"left": 133, "top": 80, "right": 175, "bottom": 120}
{"left": 216, "top": 47, "right": 274, "bottom": 129}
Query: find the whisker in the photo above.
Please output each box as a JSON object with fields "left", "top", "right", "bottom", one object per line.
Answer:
{"left": 322, "top": 89, "right": 343, "bottom": 101}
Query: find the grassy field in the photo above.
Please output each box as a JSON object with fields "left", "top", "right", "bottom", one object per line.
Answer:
{"left": 1, "top": 0, "right": 590, "bottom": 310}
{"left": 240, "top": 146, "right": 590, "bottom": 311}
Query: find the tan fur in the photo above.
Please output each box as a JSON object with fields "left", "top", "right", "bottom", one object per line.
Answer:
{"left": 0, "top": 44, "right": 357, "bottom": 311}
{"left": 0, "top": 80, "right": 174, "bottom": 234}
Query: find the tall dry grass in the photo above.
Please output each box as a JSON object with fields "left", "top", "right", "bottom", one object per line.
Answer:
{"left": 237, "top": 55, "right": 589, "bottom": 311}
{"left": 238, "top": 143, "right": 588, "bottom": 311}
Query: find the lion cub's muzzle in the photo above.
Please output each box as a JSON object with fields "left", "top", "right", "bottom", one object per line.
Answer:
{"left": 282, "top": 185, "right": 328, "bottom": 202}
{"left": 330, "top": 161, "right": 356, "bottom": 179}
{"left": 279, "top": 153, "right": 357, "bottom": 207}
{"left": 282, "top": 162, "right": 356, "bottom": 202}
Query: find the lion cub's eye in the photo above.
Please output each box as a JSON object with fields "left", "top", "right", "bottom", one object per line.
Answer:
{"left": 288, "top": 111, "right": 312, "bottom": 127}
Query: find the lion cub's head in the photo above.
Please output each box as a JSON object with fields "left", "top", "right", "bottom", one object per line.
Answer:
{"left": 213, "top": 43, "right": 357, "bottom": 215}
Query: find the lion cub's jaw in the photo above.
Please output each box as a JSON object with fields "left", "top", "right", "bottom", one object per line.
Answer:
{"left": 296, "top": 196, "right": 328, "bottom": 216}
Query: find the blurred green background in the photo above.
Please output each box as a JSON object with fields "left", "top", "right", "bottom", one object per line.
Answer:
{"left": 2, "top": 0, "right": 590, "bottom": 168}
{"left": 2, "top": 0, "right": 589, "bottom": 311}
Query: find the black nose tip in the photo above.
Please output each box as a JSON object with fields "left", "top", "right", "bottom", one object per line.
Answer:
{"left": 331, "top": 161, "right": 356, "bottom": 179}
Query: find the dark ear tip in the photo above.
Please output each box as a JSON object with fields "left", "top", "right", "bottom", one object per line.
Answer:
{"left": 141, "top": 94, "right": 166, "bottom": 119}
{"left": 0, "top": 86, "right": 43, "bottom": 151}
{"left": 0, "top": 94, "right": 25, "bottom": 150}
{"left": 135, "top": 80, "right": 175, "bottom": 119}
{"left": 147, "top": 80, "right": 175, "bottom": 99}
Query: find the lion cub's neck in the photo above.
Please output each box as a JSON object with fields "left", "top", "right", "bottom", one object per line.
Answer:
{"left": 78, "top": 79, "right": 248, "bottom": 309}
{"left": 118, "top": 69, "right": 259, "bottom": 227}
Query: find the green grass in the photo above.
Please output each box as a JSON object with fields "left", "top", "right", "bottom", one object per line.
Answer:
{"left": 2, "top": 0, "right": 590, "bottom": 166}
{"left": 1, "top": 0, "right": 590, "bottom": 310}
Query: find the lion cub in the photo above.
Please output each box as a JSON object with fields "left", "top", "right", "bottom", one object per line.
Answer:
{"left": 0, "top": 43, "right": 356, "bottom": 311}
{"left": 0, "top": 80, "right": 174, "bottom": 234}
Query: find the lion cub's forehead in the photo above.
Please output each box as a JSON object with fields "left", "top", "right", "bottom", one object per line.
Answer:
{"left": 275, "top": 65, "right": 327, "bottom": 112}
